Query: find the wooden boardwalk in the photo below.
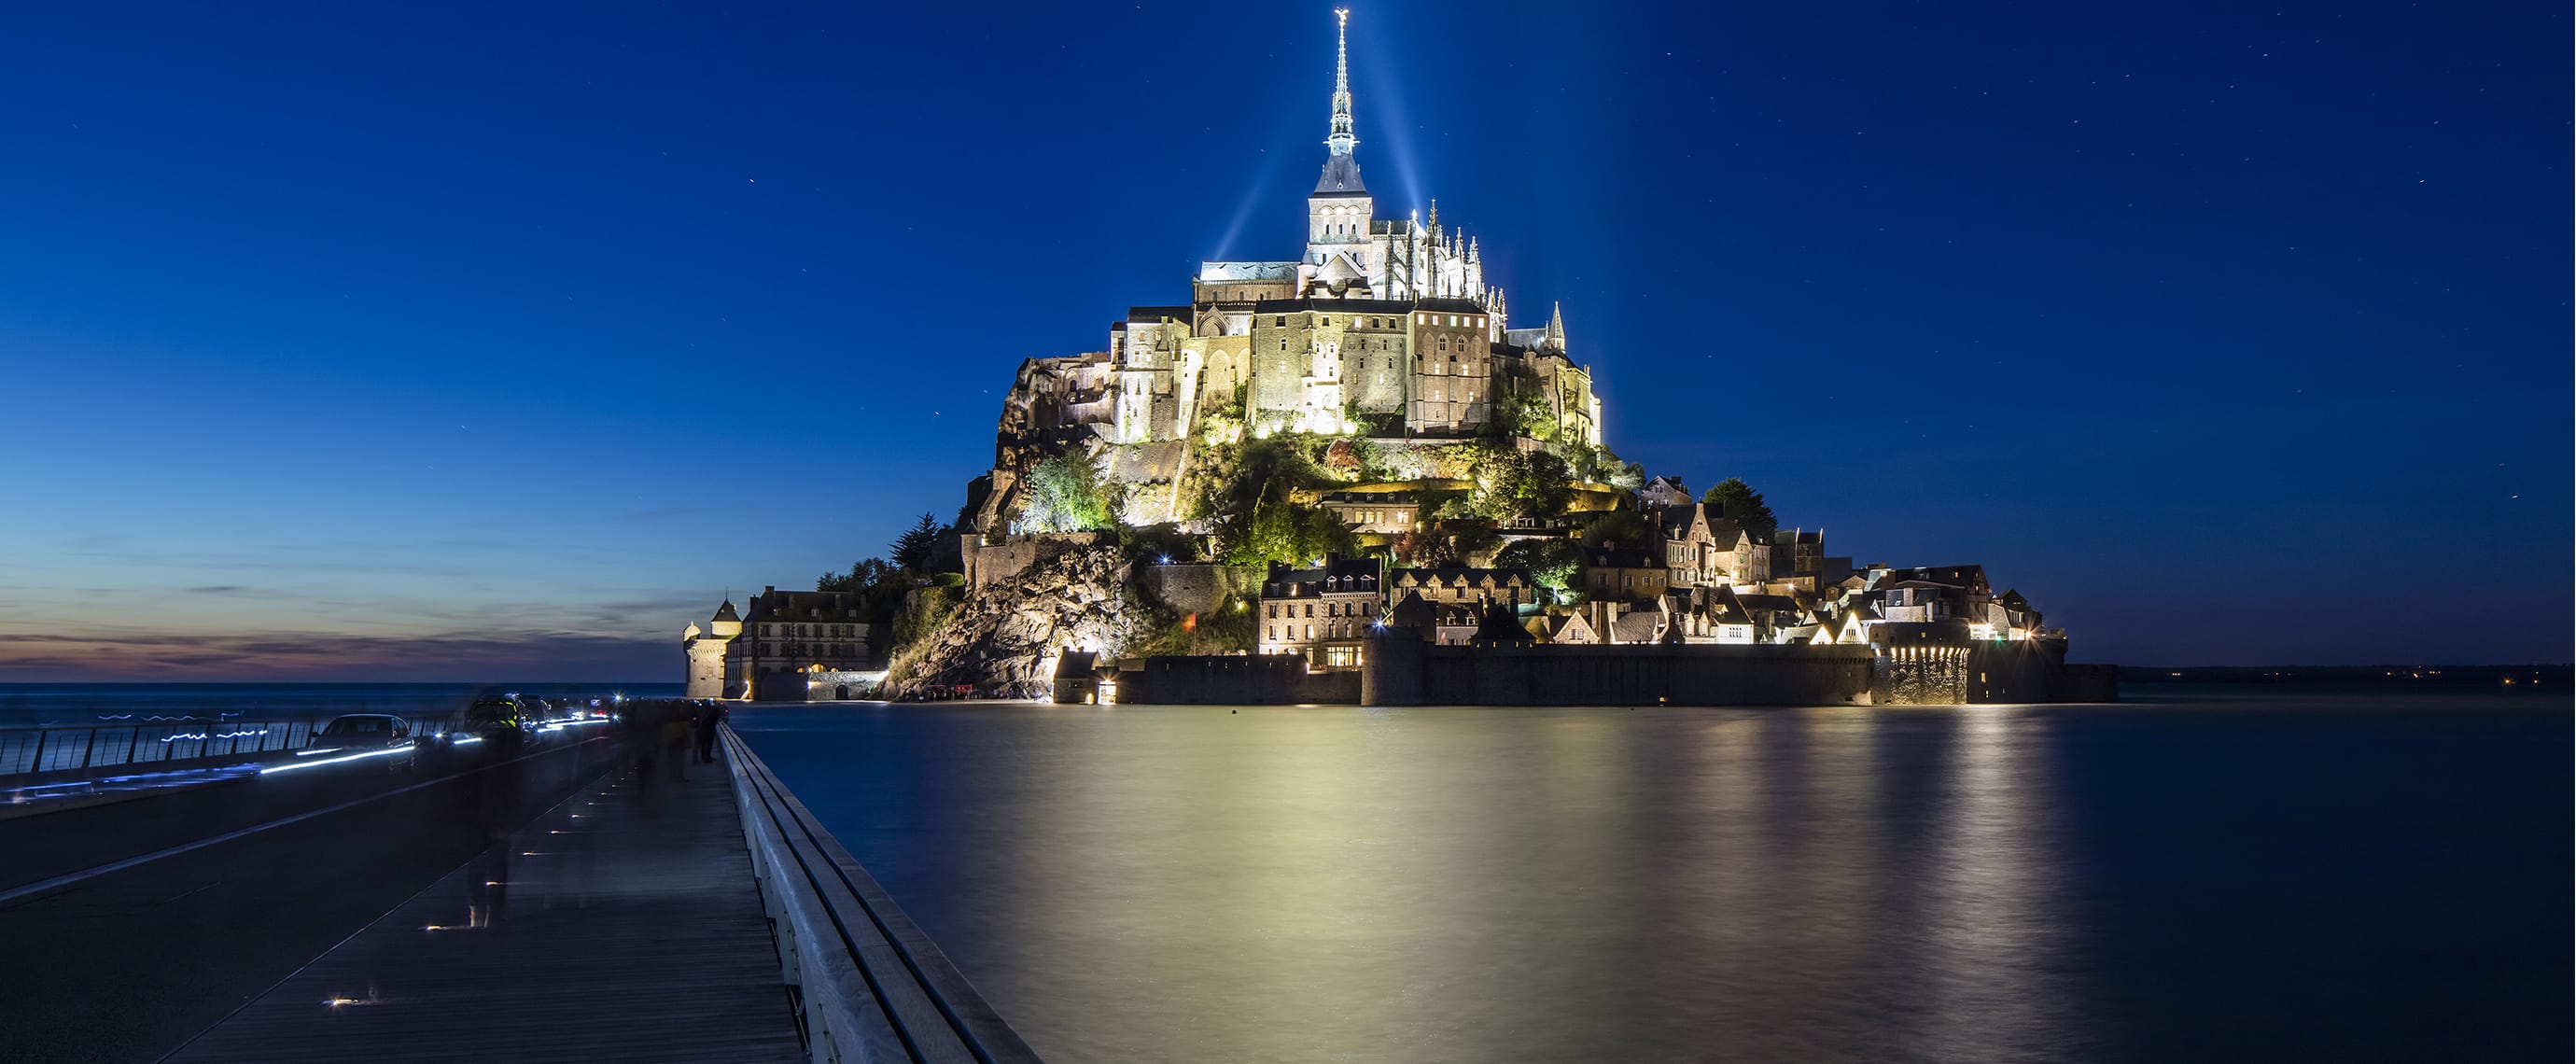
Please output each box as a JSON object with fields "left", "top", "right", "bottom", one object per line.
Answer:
{"left": 165, "top": 755, "right": 803, "bottom": 1063}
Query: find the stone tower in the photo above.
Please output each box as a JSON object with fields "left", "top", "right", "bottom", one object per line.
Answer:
{"left": 682, "top": 598, "right": 740, "bottom": 699}
{"left": 1302, "top": 8, "right": 1373, "bottom": 298}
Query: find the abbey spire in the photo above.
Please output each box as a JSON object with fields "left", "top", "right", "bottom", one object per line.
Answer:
{"left": 1303, "top": 7, "right": 1375, "bottom": 296}
{"left": 1328, "top": 7, "right": 1356, "bottom": 156}
{"left": 1314, "top": 8, "right": 1365, "bottom": 195}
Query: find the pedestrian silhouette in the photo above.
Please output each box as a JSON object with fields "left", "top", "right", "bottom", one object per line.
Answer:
{"left": 693, "top": 702, "right": 725, "bottom": 764}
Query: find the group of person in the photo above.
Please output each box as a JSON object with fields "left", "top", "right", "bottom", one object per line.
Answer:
{"left": 623, "top": 699, "right": 728, "bottom": 785}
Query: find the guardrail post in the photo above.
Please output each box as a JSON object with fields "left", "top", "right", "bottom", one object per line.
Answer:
{"left": 27, "top": 731, "right": 45, "bottom": 774}
{"left": 77, "top": 728, "right": 98, "bottom": 770}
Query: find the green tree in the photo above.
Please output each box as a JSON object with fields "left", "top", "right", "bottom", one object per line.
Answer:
{"left": 1494, "top": 537, "right": 1584, "bottom": 593}
{"left": 891, "top": 585, "right": 959, "bottom": 652}
{"left": 889, "top": 512, "right": 946, "bottom": 572}
{"left": 1469, "top": 445, "right": 1574, "bottom": 521}
{"left": 1701, "top": 478, "right": 1778, "bottom": 539}
{"left": 1520, "top": 450, "right": 1574, "bottom": 518}
{"left": 1494, "top": 391, "right": 1555, "bottom": 441}
{"left": 1580, "top": 509, "right": 1652, "bottom": 552}
{"left": 1204, "top": 435, "right": 1344, "bottom": 558}
{"left": 1223, "top": 496, "right": 1354, "bottom": 567}
{"left": 818, "top": 557, "right": 897, "bottom": 595}
{"left": 1388, "top": 527, "right": 1460, "bottom": 568}
{"left": 1022, "top": 453, "right": 1116, "bottom": 532}
{"left": 1451, "top": 523, "right": 1505, "bottom": 564}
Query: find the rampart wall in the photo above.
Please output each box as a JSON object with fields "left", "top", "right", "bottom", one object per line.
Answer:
{"left": 1138, "top": 564, "right": 1262, "bottom": 616}
{"left": 1112, "top": 655, "right": 1361, "bottom": 705}
{"left": 1364, "top": 638, "right": 1874, "bottom": 707}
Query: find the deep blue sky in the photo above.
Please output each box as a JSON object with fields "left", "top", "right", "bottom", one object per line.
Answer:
{"left": 1, "top": 1, "right": 2565, "bottom": 679}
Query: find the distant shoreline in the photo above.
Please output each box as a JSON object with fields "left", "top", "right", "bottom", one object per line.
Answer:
{"left": 2121, "top": 665, "right": 2568, "bottom": 686}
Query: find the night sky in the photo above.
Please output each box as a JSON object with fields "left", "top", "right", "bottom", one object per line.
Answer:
{"left": 1, "top": 1, "right": 2565, "bottom": 679}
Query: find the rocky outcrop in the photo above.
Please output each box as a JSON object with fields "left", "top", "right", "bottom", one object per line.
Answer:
{"left": 885, "top": 542, "right": 1154, "bottom": 699}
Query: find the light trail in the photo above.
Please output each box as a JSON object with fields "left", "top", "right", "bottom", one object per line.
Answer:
{"left": 0, "top": 734, "right": 611, "bottom": 908}
{"left": 258, "top": 745, "right": 413, "bottom": 776}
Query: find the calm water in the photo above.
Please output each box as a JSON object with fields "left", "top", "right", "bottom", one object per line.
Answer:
{"left": 0, "top": 682, "right": 682, "bottom": 727}
{"left": 736, "top": 689, "right": 2570, "bottom": 1063}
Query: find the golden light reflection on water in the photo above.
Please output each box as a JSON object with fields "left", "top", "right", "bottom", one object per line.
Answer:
{"left": 1921, "top": 707, "right": 2074, "bottom": 1061}
{"left": 805, "top": 705, "right": 2079, "bottom": 1064}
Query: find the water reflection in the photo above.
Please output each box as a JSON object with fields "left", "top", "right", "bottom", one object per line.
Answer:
{"left": 1920, "top": 707, "right": 2078, "bottom": 1061}
{"left": 739, "top": 705, "right": 2088, "bottom": 1063}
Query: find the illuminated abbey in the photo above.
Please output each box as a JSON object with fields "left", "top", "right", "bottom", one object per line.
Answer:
{"left": 978, "top": 10, "right": 1603, "bottom": 531}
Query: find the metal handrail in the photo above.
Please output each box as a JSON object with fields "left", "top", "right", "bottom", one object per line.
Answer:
{"left": 0, "top": 716, "right": 457, "bottom": 778}
{"left": 721, "top": 724, "right": 1042, "bottom": 1064}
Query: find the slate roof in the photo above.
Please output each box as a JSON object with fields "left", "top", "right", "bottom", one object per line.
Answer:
{"left": 1413, "top": 297, "right": 1489, "bottom": 314}
{"left": 1736, "top": 594, "right": 1804, "bottom": 614}
{"left": 1198, "top": 261, "right": 1299, "bottom": 281}
{"left": 1384, "top": 590, "right": 1435, "bottom": 629}
{"left": 1609, "top": 609, "right": 1666, "bottom": 644}
{"left": 1474, "top": 604, "right": 1535, "bottom": 644}
{"left": 1251, "top": 297, "right": 1419, "bottom": 315}
{"left": 743, "top": 590, "right": 866, "bottom": 623}
{"left": 1314, "top": 152, "right": 1366, "bottom": 195}
{"left": 1702, "top": 589, "right": 1755, "bottom": 626}
{"left": 1887, "top": 565, "right": 1990, "bottom": 593}
{"left": 1266, "top": 554, "right": 1384, "bottom": 597}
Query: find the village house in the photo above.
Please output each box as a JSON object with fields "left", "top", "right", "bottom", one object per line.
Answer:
{"left": 1387, "top": 567, "right": 1535, "bottom": 609}
{"left": 1580, "top": 547, "right": 1669, "bottom": 602}
{"left": 1316, "top": 490, "right": 1421, "bottom": 535}
{"left": 1257, "top": 555, "right": 1384, "bottom": 669}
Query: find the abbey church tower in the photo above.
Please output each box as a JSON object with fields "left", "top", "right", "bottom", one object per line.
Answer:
{"left": 1302, "top": 8, "right": 1375, "bottom": 301}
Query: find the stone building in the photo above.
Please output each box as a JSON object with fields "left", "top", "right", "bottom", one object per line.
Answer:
{"left": 680, "top": 599, "right": 742, "bottom": 699}
{"left": 1580, "top": 547, "right": 1670, "bottom": 602}
{"left": 1316, "top": 490, "right": 1421, "bottom": 535}
{"left": 1386, "top": 567, "right": 1534, "bottom": 609}
{"left": 1257, "top": 555, "right": 1384, "bottom": 669}
{"left": 721, "top": 587, "right": 877, "bottom": 701}
{"left": 972, "top": 11, "right": 1605, "bottom": 533}
{"left": 1386, "top": 593, "right": 1483, "bottom": 647}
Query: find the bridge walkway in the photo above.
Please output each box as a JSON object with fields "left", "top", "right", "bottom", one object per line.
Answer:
{"left": 163, "top": 755, "right": 801, "bottom": 1063}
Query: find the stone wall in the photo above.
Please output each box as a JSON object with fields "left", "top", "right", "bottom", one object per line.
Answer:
{"left": 1967, "top": 639, "right": 2120, "bottom": 703}
{"left": 1365, "top": 637, "right": 1873, "bottom": 707}
{"left": 1874, "top": 645, "right": 1969, "bottom": 706}
{"left": 1111, "top": 655, "right": 1361, "bottom": 705}
{"left": 1138, "top": 563, "right": 1262, "bottom": 616}
{"left": 960, "top": 531, "right": 1113, "bottom": 591}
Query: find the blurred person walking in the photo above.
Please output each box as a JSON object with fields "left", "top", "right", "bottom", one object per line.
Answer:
{"left": 693, "top": 702, "right": 726, "bottom": 764}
